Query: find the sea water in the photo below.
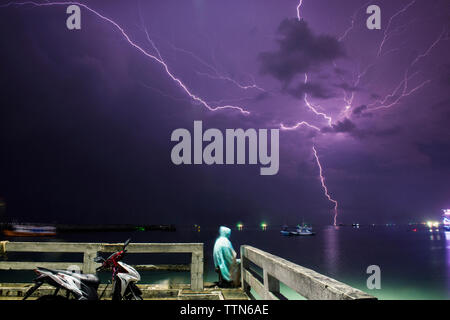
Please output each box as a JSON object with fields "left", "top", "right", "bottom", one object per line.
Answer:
{"left": 1, "top": 225, "right": 449, "bottom": 300}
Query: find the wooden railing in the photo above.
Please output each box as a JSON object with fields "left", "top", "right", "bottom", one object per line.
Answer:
{"left": 240, "top": 245, "right": 376, "bottom": 300}
{"left": 0, "top": 241, "right": 204, "bottom": 291}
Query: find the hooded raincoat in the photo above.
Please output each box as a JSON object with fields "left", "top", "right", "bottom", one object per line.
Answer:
{"left": 213, "top": 226, "right": 236, "bottom": 282}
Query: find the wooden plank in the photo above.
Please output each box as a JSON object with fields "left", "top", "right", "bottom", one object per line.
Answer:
{"left": 4, "top": 242, "right": 99, "bottom": 253}
{"left": 0, "top": 262, "right": 83, "bottom": 271}
{"left": 0, "top": 262, "right": 190, "bottom": 272}
{"left": 242, "top": 246, "right": 375, "bottom": 300}
{"left": 4, "top": 242, "right": 203, "bottom": 254}
{"left": 100, "top": 243, "right": 203, "bottom": 254}
{"left": 132, "top": 264, "right": 190, "bottom": 271}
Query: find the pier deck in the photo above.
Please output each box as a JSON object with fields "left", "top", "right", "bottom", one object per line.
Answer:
{"left": 0, "top": 241, "right": 376, "bottom": 300}
{"left": 0, "top": 282, "right": 249, "bottom": 300}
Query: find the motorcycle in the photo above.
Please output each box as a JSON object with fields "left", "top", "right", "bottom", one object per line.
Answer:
{"left": 23, "top": 239, "right": 143, "bottom": 300}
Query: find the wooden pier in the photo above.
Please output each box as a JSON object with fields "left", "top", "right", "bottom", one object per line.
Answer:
{"left": 0, "top": 241, "right": 375, "bottom": 300}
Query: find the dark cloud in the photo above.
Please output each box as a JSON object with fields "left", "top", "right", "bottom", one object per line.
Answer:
{"left": 322, "top": 118, "right": 356, "bottom": 133}
{"left": 320, "top": 116, "right": 401, "bottom": 139}
{"left": 352, "top": 105, "right": 367, "bottom": 115}
{"left": 320, "top": 118, "right": 401, "bottom": 140}
{"left": 351, "top": 105, "right": 372, "bottom": 118}
{"left": 370, "top": 93, "right": 381, "bottom": 100}
{"left": 259, "top": 18, "right": 344, "bottom": 86}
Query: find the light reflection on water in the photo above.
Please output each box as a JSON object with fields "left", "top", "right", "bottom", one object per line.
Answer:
{"left": 323, "top": 226, "right": 339, "bottom": 277}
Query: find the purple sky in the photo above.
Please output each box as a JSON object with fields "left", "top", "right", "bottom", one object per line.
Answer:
{"left": 0, "top": 0, "right": 449, "bottom": 226}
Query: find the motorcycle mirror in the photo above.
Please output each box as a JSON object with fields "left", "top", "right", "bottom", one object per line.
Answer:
{"left": 123, "top": 238, "right": 131, "bottom": 249}
{"left": 93, "top": 256, "right": 105, "bottom": 263}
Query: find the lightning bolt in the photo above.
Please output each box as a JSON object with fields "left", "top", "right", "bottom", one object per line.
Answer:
{"left": 280, "top": 121, "right": 320, "bottom": 132}
{"left": 194, "top": 71, "right": 266, "bottom": 92}
{"left": 337, "top": 2, "right": 419, "bottom": 116}
{"left": 410, "top": 28, "right": 448, "bottom": 67}
{"left": 1, "top": 1, "right": 250, "bottom": 115}
{"left": 157, "top": 39, "right": 266, "bottom": 92}
{"left": 288, "top": 0, "right": 339, "bottom": 225}
{"left": 369, "top": 29, "right": 448, "bottom": 111}
{"left": 295, "top": 1, "right": 335, "bottom": 126}
{"left": 296, "top": 0, "right": 303, "bottom": 20}
{"left": 377, "top": 0, "right": 416, "bottom": 57}
{"left": 295, "top": 1, "right": 333, "bottom": 127}
{"left": 338, "top": 0, "right": 371, "bottom": 42}
{"left": 303, "top": 74, "right": 333, "bottom": 126}
{"left": 8, "top": 0, "right": 442, "bottom": 227}
{"left": 338, "top": 1, "right": 446, "bottom": 115}
{"left": 139, "top": 82, "right": 191, "bottom": 103}
{"left": 312, "top": 145, "right": 338, "bottom": 226}
{"left": 135, "top": 3, "right": 266, "bottom": 96}
{"left": 136, "top": 11, "right": 266, "bottom": 105}
{"left": 368, "top": 70, "right": 430, "bottom": 110}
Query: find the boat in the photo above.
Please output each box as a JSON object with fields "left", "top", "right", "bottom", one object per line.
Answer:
{"left": 3, "top": 224, "right": 56, "bottom": 237}
{"left": 280, "top": 225, "right": 293, "bottom": 236}
{"left": 291, "top": 224, "right": 315, "bottom": 236}
{"left": 443, "top": 209, "right": 450, "bottom": 231}
{"left": 281, "top": 224, "right": 315, "bottom": 236}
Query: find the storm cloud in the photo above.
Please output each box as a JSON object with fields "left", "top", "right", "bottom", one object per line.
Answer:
{"left": 321, "top": 118, "right": 356, "bottom": 133}
{"left": 259, "top": 18, "right": 344, "bottom": 86}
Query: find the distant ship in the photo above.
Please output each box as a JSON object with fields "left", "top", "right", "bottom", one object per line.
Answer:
{"left": 443, "top": 209, "right": 450, "bottom": 231}
{"left": 3, "top": 224, "right": 56, "bottom": 237}
{"left": 292, "top": 224, "right": 315, "bottom": 236}
{"left": 280, "top": 224, "right": 315, "bottom": 236}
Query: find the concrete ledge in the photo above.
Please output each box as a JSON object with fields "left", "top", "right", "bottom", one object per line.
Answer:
{"left": 241, "top": 245, "right": 376, "bottom": 300}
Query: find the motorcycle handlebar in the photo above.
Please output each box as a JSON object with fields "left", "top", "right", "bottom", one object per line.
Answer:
{"left": 93, "top": 240, "right": 130, "bottom": 273}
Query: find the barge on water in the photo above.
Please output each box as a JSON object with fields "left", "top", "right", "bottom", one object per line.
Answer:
{"left": 2, "top": 224, "right": 56, "bottom": 237}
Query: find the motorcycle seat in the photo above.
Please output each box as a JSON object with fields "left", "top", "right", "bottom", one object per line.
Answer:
{"left": 38, "top": 267, "right": 100, "bottom": 286}
{"left": 72, "top": 273, "right": 100, "bottom": 285}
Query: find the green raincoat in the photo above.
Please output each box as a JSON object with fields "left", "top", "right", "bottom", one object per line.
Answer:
{"left": 213, "top": 226, "right": 237, "bottom": 281}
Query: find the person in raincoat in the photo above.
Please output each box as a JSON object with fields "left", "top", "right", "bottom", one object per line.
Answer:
{"left": 213, "top": 226, "right": 240, "bottom": 287}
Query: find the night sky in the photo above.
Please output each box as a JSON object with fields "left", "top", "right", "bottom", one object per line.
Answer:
{"left": 0, "top": 0, "right": 449, "bottom": 226}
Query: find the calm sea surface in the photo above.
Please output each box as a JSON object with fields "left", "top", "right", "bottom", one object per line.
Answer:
{"left": 1, "top": 225, "right": 449, "bottom": 300}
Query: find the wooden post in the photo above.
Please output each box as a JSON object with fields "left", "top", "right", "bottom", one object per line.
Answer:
{"left": 82, "top": 245, "right": 99, "bottom": 274}
{"left": 190, "top": 248, "right": 204, "bottom": 291}
{"left": 241, "top": 246, "right": 250, "bottom": 294}
{"left": 0, "top": 241, "right": 7, "bottom": 256}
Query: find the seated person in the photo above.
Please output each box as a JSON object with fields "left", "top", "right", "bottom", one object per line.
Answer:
{"left": 213, "top": 226, "right": 240, "bottom": 287}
